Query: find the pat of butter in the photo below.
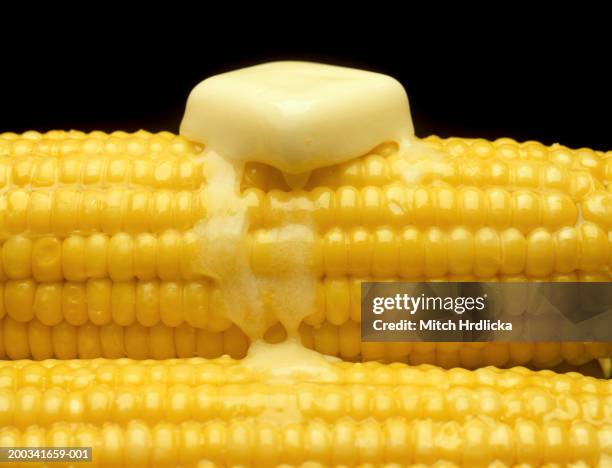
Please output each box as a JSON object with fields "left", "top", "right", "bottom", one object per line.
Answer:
{"left": 180, "top": 61, "right": 414, "bottom": 174}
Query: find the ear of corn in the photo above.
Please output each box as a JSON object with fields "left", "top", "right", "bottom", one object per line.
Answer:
{"left": 0, "top": 358, "right": 610, "bottom": 466}
{"left": 0, "top": 130, "right": 611, "bottom": 466}
{"left": 0, "top": 130, "right": 610, "bottom": 370}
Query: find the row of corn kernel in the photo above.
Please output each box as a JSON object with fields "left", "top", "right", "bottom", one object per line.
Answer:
{"left": 0, "top": 318, "right": 248, "bottom": 361}
{"left": 244, "top": 156, "right": 596, "bottom": 200}
{"left": 0, "top": 279, "right": 233, "bottom": 330}
{"left": 0, "top": 358, "right": 245, "bottom": 390}
{"left": 1, "top": 379, "right": 608, "bottom": 429}
{"left": 0, "top": 357, "right": 606, "bottom": 393}
{"left": 2, "top": 315, "right": 610, "bottom": 368}
{"left": 246, "top": 185, "right": 588, "bottom": 231}
{"left": 278, "top": 224, "right": 611, "bottom": 278}
{"left": 0, "top": 276, "right": 357, "bottom": 329}
{"left": 0, "top": 188, "right": 204, "bottom": 236}
{"left": 0, "top": 131, "right": 196, "bottom": 157}
{"left": 426, "top": 136, "right": 606, "bottom": 171}
{"left": 0, "top": 273, "right": 608, "bottom": 332}
{"left": 1, "top": 130, "right": 172, "bottom": 140}
{"left": 3, "top": 185, "right": 606, "bottom": 242}
{"left": 0, "top": 419, "right": 605, "bottom": 466}
{"left": 0, "top": 231, "right": 202, "bottom": 282}
{"left": 392, "top": 157, "right": 599, "bottom": 195}
{"left": 0, "top": 153, "right": 203, "bottom": 189}
{"left": 244, "top": 137, "right": 603, "bottom": 193}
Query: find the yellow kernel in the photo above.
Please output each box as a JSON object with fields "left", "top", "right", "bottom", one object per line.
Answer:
{"left": 149, "top": 324, "right": 176, "bottom": 359}
{"left": 33, "top": 283, "right": 62, "bottom": 326}
{"left": 184, "top": 281, "right": 208, "bottom": 329}
{"left": 372, "top": 227, "right": 399, "bottom": 277}
{"left": 361, "top": 186, "right": 384, "bottom": 226}
{"left": 554, "top": 227, "right": 578, "bottom": 274}
{"left": 136, "top": 281, "right": 160, "bottom": 327}
{"left": 581, "top": 190, "right": 612, "bottom": 229}
{"left": 542, "top": 193, "right": 578, "bottom": 229}
{"left": 323, "top": 228, "right": 348, "bottom": 277}
{"left": 578, "top": 222, "right": 608, "bottom": 271}
{"left": 126, "top": 190, "right": 150, "bottom": 232}
{"left": 83, "top": 155, "right": 105, "bottom": 185}
{"left": 5, "top": 280, "right": 35, "bottom": 322}
{"left": 108, "top": 233, "right": 134, "bottom": 281}
{"left": 62, "top": 236, "right": 86, "bottom": 282}
{"left": 59, "top": 155, "right": 81, "bottom": 184}
{"left": 12, "top": 156, "right": 34, "bottom": 185}
{"left": 157, "top": 230, "right": 180, "bottom": 280}
{"left": 424, "top": 228, "right": 447, "bottom": 277}
{"left": 309, "top": 188, "right": 335, "bottom": 230}
{"left": 100, "top": 189, "right": 127, "bottom": 234}
{"left": 458, "top": 188, "right": 485, "bottom": 226}
{"left": 28, "top": 319, "right": 53, "bottom": 361}
{"left": 62, "top": 283, "right": 88, "bottom": 326}
{"left": 347, "top": 228, "right": 372, "bottom": 277}
{"left": 51, "top": 322, "right": 77, "bottom": 359}
{"left": 134, "top": 233, "right": 157, "bottom": 280}
{"left": 448, "top": 227, "right": 474, "bottom": 275}
{"left": 336, "top": 186, "right": 361, "bottom": 226}
{"left": 87, "top": 279, "right": 112, "bottom": 325}
{"left": 153, "top": 157, "right": 176, "bottom": 188}
{"left": 111, "top": 282, "right": 136, "bottom": 326}
{"left": 125, "top": 323, "right": 149, "bottom": 359}
{"left": 32, "top": 237, "right": 62, "bottom": 282}
{"left": 78, "top": 323, "right": 102, "bottom": 358}
{"left": 5, "top": 190, "right": 29, "bottom": 233}
{"left": 2, "top": 236, "right": 32, "bottom": 279}
{"left": 325, "top": 278, "right": 350, "bottom": 326}
{"left": 196, "top": 329, "right": 223, "bottom": 359}
{"left": 474, "top": 228, "right": 501, "bottom": 277}
{"left": 160, "top": 282, "right": 183, "bottom": 327}
{"left": 106, "top": 156, "right": 128, "bottom": 183}
{"left": 526, "top": 229, "right": 554, "bottom": 277}
{"left": 149, "top": 191, "right": 174, "bottom": 232}
{"left": 399, "top": 227, "right": 424, "bottom": 279}
{"left": 85, "top": 234, "right": 109, "bottom": 278}
{"left": 513, "top": 161, "right": 539, "bottom": 188}
{"left": 512, "top": 190, "right": 541, "bottom": 233}
{"left": 26, "top": 191, "right": 51, "bottom": 234}
{"left": 79, "top": 191, "right": 102, "bottom": 232}
{"left": 51, "top": 189, "right": 79, "bottom": 236}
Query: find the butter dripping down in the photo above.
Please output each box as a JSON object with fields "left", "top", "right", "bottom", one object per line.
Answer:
{"left": 190, "top": 137, "right": 439, "bottom": 382}
{"left": 193, "top": 149, "right": 338, "bottom": 381}
{"left": 181, "top": 61, "right": 422, "bottom": 382}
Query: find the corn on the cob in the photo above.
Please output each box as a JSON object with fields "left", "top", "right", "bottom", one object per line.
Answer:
{"left": 0, "top": 130, "right": 611, "bottom": 369}
{"left": 0, "top": 357, "right": 609, "bottom": 466}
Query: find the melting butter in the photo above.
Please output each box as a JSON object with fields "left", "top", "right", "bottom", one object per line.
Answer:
{"left": 193, "top": 150, "right": 319, "bottom": 340}
{"left": 243, "top": 339, "right": 341, "bottom": 383}
{"left": 180, "top": 61, "right": 414, "bottom": 174}
{"left": 192, "top": 150, "right": 268, "bottom": 338}
{"left": 182, "top": 61, "right": 422, "bottom": 378}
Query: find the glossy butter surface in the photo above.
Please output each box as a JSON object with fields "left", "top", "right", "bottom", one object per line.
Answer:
{"left": 180, "top": 62, "right": 414, "bottom": 174}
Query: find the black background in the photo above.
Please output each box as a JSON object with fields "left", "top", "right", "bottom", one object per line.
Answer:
{"left": 1, "top": 12, "right": 610, "bottom": 150}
